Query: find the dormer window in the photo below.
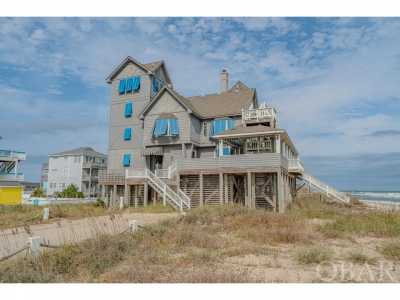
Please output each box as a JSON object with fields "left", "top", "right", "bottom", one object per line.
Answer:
{"left": 152, "top": 77, "right": 164, "bottom": 95}
{"left": 210, "top": 118, "right": 234, "bottom": 136}
{"left": 153, "top": 118, "right": 179, "bottom": 138}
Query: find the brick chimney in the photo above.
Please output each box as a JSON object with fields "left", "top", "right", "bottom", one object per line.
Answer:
{"left": 220, "top": 69, "right": 229, "bottom": 93}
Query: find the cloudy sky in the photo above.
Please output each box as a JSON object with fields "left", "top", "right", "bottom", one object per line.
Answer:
{"left": 0, "top": 17, "right": 399, "bottom": 191}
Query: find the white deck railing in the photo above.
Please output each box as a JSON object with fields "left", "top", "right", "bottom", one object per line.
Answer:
{"left": 302, "top": 173, "right": 351, "bottom": 203}
{"left": 126, "top": 168, "right": 191, "bottom": 211}
{"left": 242, "top": 107, "right": 277, "bottom": 123}
{"left": 154, "top": 163, "right": 177, "bottom": 179}
{"left": 0, "top": 173, "right": 24, "bottom": 181}
{"left": 288, "top": 159, "right": 304, "bottom": 173}
{"left": 0, "top": 149, "right": 26, "bottom": 161}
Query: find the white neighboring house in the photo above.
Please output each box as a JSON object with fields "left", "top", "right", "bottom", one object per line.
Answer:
{"left": 47, "top": 147, "right": 107, "bottom": 197}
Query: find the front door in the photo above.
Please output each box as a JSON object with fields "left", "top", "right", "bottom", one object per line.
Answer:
{"left": 148, "top": 155, "right": 163, "bottom": 172}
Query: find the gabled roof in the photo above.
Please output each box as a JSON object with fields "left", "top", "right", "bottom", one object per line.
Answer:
{"left": 105, "top": 56, "right": 172, "bottom": 84}
{"left": 187, "top": 81, "right": 256, "bottom": 118}
{"left": 140, "top": 86, "right": 201, "bottom": 119}
{"left": 49, "top": 147, "right": 106, "bottom": 158}
{"left": 141, "top": 81, "right": 257, "bottom": 120}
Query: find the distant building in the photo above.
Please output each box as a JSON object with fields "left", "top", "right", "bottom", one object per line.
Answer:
{"left": 0, "top": 149, "right": 26, "bottom": 205}
{"left": 41, "top": 162, "right": 49, "bottom": 192}
{"left": 47, "top": 147, "right": 107, "bottom": 197}
{"left": 22, "top": 181, "right": 40, "bottom": 193}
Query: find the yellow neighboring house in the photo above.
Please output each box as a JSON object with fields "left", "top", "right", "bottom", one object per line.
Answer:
{"left": 0, "top": 149, "right": 26, "bottom": 205}
{"left": 0, "top": 183, "right": 23, "bottom": 205}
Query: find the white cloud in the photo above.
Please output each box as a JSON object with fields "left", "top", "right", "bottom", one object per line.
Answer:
{"left": 236, "top": 17, "right": 298, "bottom": 34}
{"left": 2, "top": 17, "right": 400, "bottom": 182}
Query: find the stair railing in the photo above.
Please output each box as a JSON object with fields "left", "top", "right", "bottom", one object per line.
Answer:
{"left": 302, "top": 173, "right": 350, "bottom": 203}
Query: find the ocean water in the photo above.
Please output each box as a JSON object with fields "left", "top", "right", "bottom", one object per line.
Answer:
{"left": 349, "top": 191, "right": 400, "bottom": 203}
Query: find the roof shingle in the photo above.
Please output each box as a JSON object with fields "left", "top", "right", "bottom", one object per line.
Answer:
{"left": 49, "top": 147, "right": 106, "bottom": 157}
{"left": 187, "top": 81, "right": 255, "bottom": 118}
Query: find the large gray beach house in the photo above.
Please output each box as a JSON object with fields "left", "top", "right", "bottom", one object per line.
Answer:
{"left": 99, "top": 57, "right": 350, "bottom": 212}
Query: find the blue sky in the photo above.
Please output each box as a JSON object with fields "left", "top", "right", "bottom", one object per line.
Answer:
{"left": 0, "top": 17, "right": 400, "bottom": 191}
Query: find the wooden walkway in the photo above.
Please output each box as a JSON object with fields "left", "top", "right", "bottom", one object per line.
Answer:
{"left": 0, "top": 212, "right": 177, "bottom": 260}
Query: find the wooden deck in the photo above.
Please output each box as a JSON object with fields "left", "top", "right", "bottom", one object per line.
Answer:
{"left": 176, "top": 153, "right": 287, "bottom": 174}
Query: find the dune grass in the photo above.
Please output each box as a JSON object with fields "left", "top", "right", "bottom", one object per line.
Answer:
{"left": 319, "top": 211, "right": 400, "bottom": 238}
{"left": 346, "top": 250, "right": 377, "bottom": 265}
{"left": 295, "top": 246, "right": 333, "bottom": 265}
{"left": 0, "top": 204, "right": 109, "bottom": 230}
{"left": 1, "top": 196, "right": 399, "bottom": 283}
{"left": 0, "top": 204, "right": 313, "bottom": 282}
{"left": 0, "top": 203, "right": 175, "bottom": 230}
{"left": 379, "top": 241, "right": 400, "bottom": 261}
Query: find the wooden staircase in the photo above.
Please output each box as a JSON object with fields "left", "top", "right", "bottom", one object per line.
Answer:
{"left": 126, "top": 168, "right": 191, "bottom": 212}
{"left": 300, "top": 173, "right": 351, "bottom": 203}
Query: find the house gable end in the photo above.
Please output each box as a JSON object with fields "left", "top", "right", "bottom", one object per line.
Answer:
{"left": 106, "top": 56, "right": 152, "bottom": 83}
{"left": 140, "top": 87, "right": 192, "bottom": 119}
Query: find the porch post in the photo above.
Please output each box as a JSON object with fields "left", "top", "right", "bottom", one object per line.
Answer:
{"left": 219, "top": 140, "right": 224, "bottom": 156}
{"left": 252, "top": 173, "right": 256, "bottom": 208}
{"left": 124, "top": 182, "right": 129, "bottom": 207}
{"left": 134, "top": 185, "right": 138, "bottom": 207}
{"left": 144, "top": 182, "right": 148, "bottom": 207}
{"left": 219, "top": 172, "right": 224, "bottom": 205}
{"left": 199, "top": 173, "right": 204, "bottom": 206}
{"left": 224, "top": 174, "right": 229, "bottom": 204}
{"left": 247, "top": 171, "right": 252, "bottom": 208}
{"left": 113, "top": 184, "right": 117, "bottom": 208}
{"left": 101, "top": 184, "right": 105, "bottom": 201}
{"left": 277, "top": 170, "right": 284, "bottom": 213}
{"left": 181, "top": 143, "right": 186, "bottom": 158}
{"left": 275, "top": 134, "right": 281, "bottom": 154}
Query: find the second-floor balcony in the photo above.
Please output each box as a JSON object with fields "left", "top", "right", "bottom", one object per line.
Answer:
{"left": 0, "top": 172, "right": 24, "bottom": 181}
{"left": 0, "top": 149, "right": 26, "bottom": 161}
{"left": 288, "top": 158, "right": 304, "bottom": 174}
{"left": 242, "top": 107, "right": 277, "bottom": 124}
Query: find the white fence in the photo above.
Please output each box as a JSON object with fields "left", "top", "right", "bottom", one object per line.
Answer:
{"left": 24, "top": 197, "right": 97, "bottom": 206}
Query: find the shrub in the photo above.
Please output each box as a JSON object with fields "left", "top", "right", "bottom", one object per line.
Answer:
{"left": 95, "top": 198, "right": 106, "bottom": 207}
{"left": 31, "top": 187, "right": 45, "bottom": 197}
{"left": 55, "top": 184, "right": 84, "bottom": 198}
{"left": 296, "top": 246, "right": 333, "bottom": 265}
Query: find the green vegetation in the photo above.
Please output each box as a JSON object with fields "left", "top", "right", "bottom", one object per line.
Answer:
{"left": 54, "top": 184, "right": 84, "bottom": 198}
{"left": 31, "top": 187, "right": 46, "bottom": 197}
{"left": 320, "top": 211, "right": 400, "bottom": 238}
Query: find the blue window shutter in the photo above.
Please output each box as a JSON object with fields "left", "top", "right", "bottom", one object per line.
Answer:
{"left": 152, "top": 77, "right": 159, "bottom": 94}
{"left": 227, "top": 118, "right": 234, "bottom": 130}
{"left": 124, "top": 102, "right": 133, "bottom": 118}
{"left": 122, "top": 154, "right": 131, "bottom": 167}
{"left": 118, "top": 79, "right": 126, "bottom": 94}
{"left": 153, "top": 119, "right": 168, "bottom": 137}
{"left": 126, "top": 77, "right": 133, "bottom": 92}
{"left": 223, "top": 147, "right": 231, "bottom": 156}
{"left": 132, "top": 76, "right": 141, "bottom": 91}
{"left": 211, "top": 118, "right": 233, "bottom": 135}
{"left": 169, "top": 118, "right": 179, "bottom": 136}
{"left": 123, "top": 128, "right": 132, "bottom": 141}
